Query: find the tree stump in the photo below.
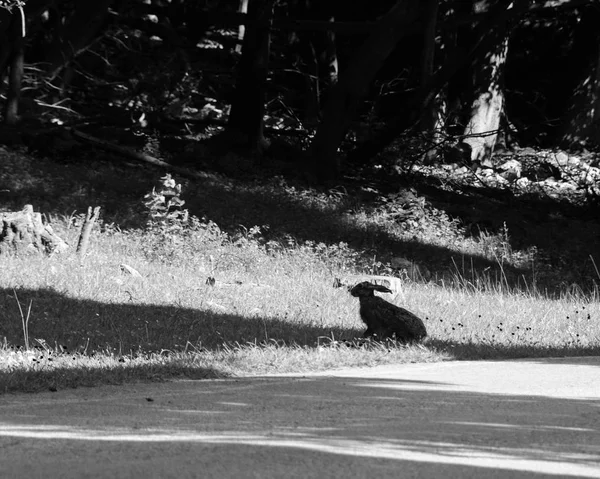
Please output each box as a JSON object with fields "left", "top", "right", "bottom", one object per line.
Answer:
{"left": 76, "top": 206, "right": 101, "bottom": 259}
{"left": 0, "top": 205, "right": 69, "bottom": 255}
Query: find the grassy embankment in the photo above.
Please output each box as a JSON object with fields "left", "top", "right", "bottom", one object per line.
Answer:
{"left": 1, "top": 147, "right": 599, "bottom": 393}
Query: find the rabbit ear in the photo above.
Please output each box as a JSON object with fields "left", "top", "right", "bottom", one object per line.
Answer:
{"left": 349, "top": 281, "right": 370, "bottom": 294}
{"left": 353, "top": 282, "right": 393, "bottom": 293}
{"left": 371, "top": 284, "right": 393, "bottom": 293}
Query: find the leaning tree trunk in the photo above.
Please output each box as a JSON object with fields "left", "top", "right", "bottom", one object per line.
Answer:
{"left": 227, "top": 0, "right": 275, "bottom": 156}
{"left": 560, "top": 7, "right": 600, "bottom": 148}
{"left": 310, "top": 0, "right": 420, "bottom": 181}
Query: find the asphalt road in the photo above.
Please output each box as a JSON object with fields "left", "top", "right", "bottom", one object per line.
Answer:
{"left": 1, "top": 357, "right": 600, "bottom": 478}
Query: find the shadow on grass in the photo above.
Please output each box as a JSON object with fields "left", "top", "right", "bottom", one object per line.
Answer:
{"left": 181, "top": 176, "right": 539, "bottom": 289}
{"left": 0, "top": 285, "right": 363, "bottom": 393}
{"left": 1, "top": 374, "right": 599, "bottom": 477}
{"left": 427, "top": 338, "right": 600, "bottom": 364}
{"left": 0, "top": 360, "right": 224, "bottom": 394}
{"left": 0, "top": 287, "right": 361, "bottom": 354}
{"left": 2, "top": 285, "right": 599, "bottom": 394}
{"left": 2, "top": 287, "right": 599, "bottom": 361}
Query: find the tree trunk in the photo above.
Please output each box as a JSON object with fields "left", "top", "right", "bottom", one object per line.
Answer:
{"left": 560, "top": 7, "right": 600, "bottom": 148}
{"left": 346, "top": 0, "right": 525, "bottom": 166}
{"left": 43, "top": 0, "right": 115, "bottom": 80}
{"left": 227, "top": 0, "right": 275, "bottom": 156}
{"left": 291, "top": 1, "right": 338, "bottom": 126}
{"left": 419, "top": 0, "right": 440, "bottom": 133}
{"left": 461, "top": 0, "right": 525, "bottom": 163}
{"left": 312, "top": 15, "right": 339, "bottom": 119}
{"left": 236, "top": 0, "right": 249, "bottom": 54}
{"left": 310, "top": 0, "right": 420, "bottom": 181}
{"left": 419, "top": 0, "right": 444, "bottom": 162}
{"left": 323, "top": 17, "right": 338, "bottom": 88}
{"left": 0, "top": 5, "right": 25, "bottom": 125}
{"left": 5, "top": 7, "right": 24, "bottom": 126}
{"left": 462, "top": 47, "right": 507, "bottom": 162}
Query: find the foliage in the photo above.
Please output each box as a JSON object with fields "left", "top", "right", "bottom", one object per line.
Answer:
{"left": 0, "top": 0, "right": 25, "bottom": 11}
{"left": 2, "top": 0, "right": 598, "bottom": 159}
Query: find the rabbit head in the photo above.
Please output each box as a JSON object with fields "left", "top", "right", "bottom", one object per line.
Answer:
{"left": 349, "top": 281, "right": 393, "bottom": 297}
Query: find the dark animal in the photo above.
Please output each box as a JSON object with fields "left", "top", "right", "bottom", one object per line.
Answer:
{"left": 349, "top": 282, "right": 427, "bottom": 342}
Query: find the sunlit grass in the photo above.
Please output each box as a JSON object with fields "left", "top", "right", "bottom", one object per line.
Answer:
{"left": 1, "top": 149, "right": 599, "bottom": 394}
{"left": 1, "top": 225, "right": 599, "bottom": 394}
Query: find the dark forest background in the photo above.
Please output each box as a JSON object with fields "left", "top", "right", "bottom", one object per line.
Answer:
{"left": 1, "top": 0, "right": 599, "bottom": 171}
{"left": 1, "top": 0, "right": 600, "bottom": 292}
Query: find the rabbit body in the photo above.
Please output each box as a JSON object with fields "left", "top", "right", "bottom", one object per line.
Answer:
{"left": 350, "top": 282, "right": 427, "bottom": 342}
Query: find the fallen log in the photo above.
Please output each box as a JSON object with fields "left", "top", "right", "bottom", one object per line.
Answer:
{"left": 70, "top": 128, "right": 210, "bottom": 181}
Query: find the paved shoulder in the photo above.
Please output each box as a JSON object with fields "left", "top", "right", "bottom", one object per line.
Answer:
{"left": 1, "top": 357, "right": 599, "bottom": 478}
{"left": 303, "top": 356, "right": 600, "bottom": 399}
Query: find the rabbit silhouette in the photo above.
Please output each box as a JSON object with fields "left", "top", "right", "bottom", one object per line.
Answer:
{"left": 349, "top": 281, "right": 427, "bottom": 342}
